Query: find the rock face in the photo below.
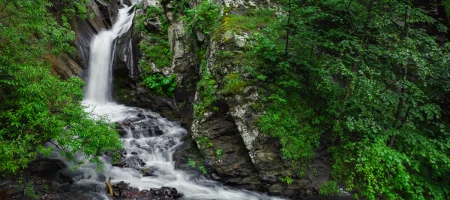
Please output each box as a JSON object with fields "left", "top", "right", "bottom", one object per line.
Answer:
{"left": 112, "top": 0, "right": 335, "bottom": 199}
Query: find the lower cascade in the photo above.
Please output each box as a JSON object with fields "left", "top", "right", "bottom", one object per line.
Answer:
{"left": 73, "top": 4, "right": 282, "bottom": 200}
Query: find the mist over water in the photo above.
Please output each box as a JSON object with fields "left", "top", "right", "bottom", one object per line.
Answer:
{"left": 79, "top": 4, "right": 284, "bottom": 200}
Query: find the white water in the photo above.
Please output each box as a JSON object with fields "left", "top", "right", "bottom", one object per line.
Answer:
{"left": 84, "top": 6, "right": 135, "bottom": 103}
{"left": 79, "top": 4, "right": 283, "bottom": 200}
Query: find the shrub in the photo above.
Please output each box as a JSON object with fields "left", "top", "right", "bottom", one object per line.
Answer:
{"left": 142, "top": 74, "right": 177, "bottom": 97}
{"left": 222, "top": 73, "right": 247, "bottom": 95}
{"left": 319, "top": 181, "right": 340, "bottom": 196}
{"left": 183, "top": 0, "right": 221, "bottom": 35}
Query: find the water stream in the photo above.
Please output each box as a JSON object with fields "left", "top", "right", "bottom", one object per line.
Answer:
{"left": 75, "top": 4, "right": 282, "bottom": 200}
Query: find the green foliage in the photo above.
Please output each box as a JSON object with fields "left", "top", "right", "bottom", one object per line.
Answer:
{"left": 142, "top": 74, "right": 177, "bottom": 97}
{"left": 187, "top": 158, "right": 207, "bottom": 174}
{"left": 136, "top": 6, "right": 175, "bottom": 97}
{"left": 215, "top": 149, "right": 222, "bottom": 157}
{"left": 319, "top": 181, "right": 340, "bottom": 196}
{"left": 171, "top": 0, "right": 190, "bottom": 18}
{"left": 198, "top": 165, "right": 207, "bottom": 174}
{"left": 194, "top": 60, "right": 217, "bottom": 117}
{"left": 222, "top": 73, "right": 247, "bottom": 95}
{"left": 258, "top": 91, "right": 322, "bottom": 162}
{"left": 136, "top": 6, "right": 172, "bottom": 71}
{"left": 24, "top": 184, "right": 38, "bottom": 199}
{"left": 140, "top": 41, "right": 172, "bottom": 69}
{"left": 252, "top": 0, "right": 450, "bottom": 198}
{"left": 0, "top": 0, "right": 122, "bottom": 173}
{"left": 197, "top": 136, "right": 213, "bottom": 148}
{"left": 187, "top": 158, "right": 196, "bottom": 167}
{"left": 183, "top": 0, "right": 221, "bottom": 35}
{"left": 218, "top": 9, "right": 275, "bottom": 36}
{"left": 280, "top": 176, "right": 293, "bottom": 185}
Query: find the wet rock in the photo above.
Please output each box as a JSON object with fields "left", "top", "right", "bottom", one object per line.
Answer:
{"left": 116, "top": 128, "right": 128, "bottom": 137}
{"left": 140, "top": 168, "right": 154, "bottom": 176}
{"left": 113, "top": 157, "right": 146, "bottom": 168}
{"left": 150, "top": 186, "right": 182, "bottom": 199}
{"left": 211, "top": 173, "right": 221, "bottom": 180}
{"left": 112, "top": 181, "right": 130, "bottom": 197}
{"left": 57, "top": 172, "right": 75, "bottom": 184}
{"left": 153, "top": 126, "right": 164, "bottom": 136}
{"left": 109, "top": 183, "right": 182, "bottom": 199}
{"left": 145, "top": 18, "right": 162, "bottom": 32}
{"left": 28, "top": 159, "right": 66, "bottom": 179}
{"left": 268, "top": 184, "right": 283, "bottom": 196}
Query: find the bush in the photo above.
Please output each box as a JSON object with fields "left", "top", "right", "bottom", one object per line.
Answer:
{"left": 184, "top": 0, "right": 221, "bottom": 35}
{"left": 319, "top": 181, "right": 340, "bottom": 196}
{"left": 258, "top": 91, "right": 322, "bottom": 163}
{"left": 142, "top": 74, "right": 177, "bottom": 97}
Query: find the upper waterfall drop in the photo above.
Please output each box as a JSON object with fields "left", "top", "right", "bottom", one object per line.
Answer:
{"left": 84, "top": 5, "right": 135, "bottom": 104}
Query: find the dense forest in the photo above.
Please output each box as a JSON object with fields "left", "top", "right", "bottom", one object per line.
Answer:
{"left": 1, "top": 0, "right": 449, "bottom": 199}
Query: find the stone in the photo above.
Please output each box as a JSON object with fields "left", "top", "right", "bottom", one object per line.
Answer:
{"left": 140, "top": 168, "right": 154, "bottom": 176}
{"left": 153, "top": 126, "right": 164, "bottom": 136}
{"left": 268, "top": 184, "right": 284, "bottom": 196}
{"left": 116, "top": 128, "right": 128, "bottom": 136}
{"left": 28, "top": 159, "right": 66, "bottom": 178}
{"left": 196, "top": 31, "right": 205, "bottom": 42}
{"left": 145, "top": 18, "right": 162, "bottom": 32}
{"left": 234, "top": 33, "right": 247, "bottom": 47}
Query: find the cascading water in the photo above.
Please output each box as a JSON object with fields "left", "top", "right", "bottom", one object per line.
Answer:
{"left": 84, "top": 5, "right": 135, "bottom": 104}
{"left": 77, "top": 4, "right": 283, "bottom": 200}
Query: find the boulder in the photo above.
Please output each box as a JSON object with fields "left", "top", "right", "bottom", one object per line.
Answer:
{"left": 145, "top": 18, "right": 162, "bottom": 32}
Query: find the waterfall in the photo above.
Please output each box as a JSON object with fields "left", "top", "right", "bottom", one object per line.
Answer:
{"left": 78, "top": 4, "right": 283, "bottom": 200}
{"left": 84, "top": 6, "right": 135, "bottom": 104}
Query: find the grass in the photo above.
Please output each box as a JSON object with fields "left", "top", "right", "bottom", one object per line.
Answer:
{"left": 216, "top": 8, "right": 275, "bottom": 37}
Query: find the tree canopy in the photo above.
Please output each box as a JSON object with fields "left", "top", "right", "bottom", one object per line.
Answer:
{"left": 253, "top": 0, "right": 450, "bottom": 199}
{"left": 0, "top": 0, "right": 121, "bottom": 173}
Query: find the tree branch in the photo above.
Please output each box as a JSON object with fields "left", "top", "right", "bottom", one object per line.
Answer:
{"left": 346, "top": 0, "right": 358, "bottom": 33}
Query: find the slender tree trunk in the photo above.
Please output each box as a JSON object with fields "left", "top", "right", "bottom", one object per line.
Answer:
{"left": 389, "top": 6, "right": 409, "bottom": 147}
{"left": 285, "top": 0, "right": 291, "bottom": 57}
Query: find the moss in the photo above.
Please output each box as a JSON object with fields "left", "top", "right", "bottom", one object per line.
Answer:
{"left": 135, "top": 5, "right": 172, "bottom": 72}
{"left": 139, "top": 38, "right": 171, "bottom": 70}
{"left": 215, "top": 8, "right": 275, "bottom": 39}
{"left": 197, "top": 136, "right": 213, "bottom": 149}
{"left": 222, "top": 73, "right": 247, "bottom": 95}
{"left": 223, "top": 6, "right": 232, "bottom": 15}
{"left": 250, "top": 103, "right": 264, "bottom": 112}
{"left": 116, "top": 88, "right": 134, "bottom": 104}
{"left": 194, "top": 60, "right": 218, "bottom": 117}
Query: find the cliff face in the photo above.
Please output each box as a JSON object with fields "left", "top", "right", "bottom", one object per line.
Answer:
{"left": 126, "top": 0, "right": 333, "bottom": 198}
